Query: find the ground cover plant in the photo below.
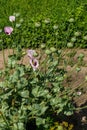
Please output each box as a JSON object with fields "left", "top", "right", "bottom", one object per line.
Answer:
{"left": 0, "top": 0, "right": 87, "bottom": 130}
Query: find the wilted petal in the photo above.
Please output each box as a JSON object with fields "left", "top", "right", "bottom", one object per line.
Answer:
{"left": 9, "top": 16, "right": 15, "bottom": 22}
{"left": 27, "top": 49, "right": 36, "bottom": 59}
{"left": 4, "top": 26, "right": 13, "bottom": 35}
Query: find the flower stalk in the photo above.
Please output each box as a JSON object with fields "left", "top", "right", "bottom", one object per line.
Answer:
{"left": 2, "top": 44, "right": 6, "bottom": 67}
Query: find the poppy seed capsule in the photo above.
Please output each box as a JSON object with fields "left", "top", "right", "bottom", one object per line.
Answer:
{"left": 44, "top": 18, "right": 50, "bottom": 24}
{"left": 45, "top": 49, "right": 51, "bottom": 55}
{"left": 83, "top": 35, "right": 87, "bottom": 40}
{"left": 50, "top": 47, "right": 56, "bottom": 53}
{"left": 74, "top": 31, "right": 81, "bottom": 37}
{"left": 71, "top": 37, "right": 76, "bottom": 42}
{"left": 67, "top": 42, "right": 73, "bottom": 48}
{"left": 41, "top": 44, "right": 46, "bottom": 49}
{"left": 68, "top": 18, "right": 74, "bottom": 23}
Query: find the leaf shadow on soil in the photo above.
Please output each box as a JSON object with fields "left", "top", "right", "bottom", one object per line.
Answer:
{"left": 64, "top": 102, "right": 87, "bottom": 130}
{"left": 73, "top": 102, "right": 87, "bottom": 130}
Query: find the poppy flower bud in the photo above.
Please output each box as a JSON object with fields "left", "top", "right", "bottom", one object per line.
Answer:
{"left": 9, "top": 16, "right": 15, "bottom": 22}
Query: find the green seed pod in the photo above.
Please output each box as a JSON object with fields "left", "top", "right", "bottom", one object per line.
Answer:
{"left": 33, "top": 52, "right": 38, "bottom": 57}
{"left": 67, "top": 42, "right": 73, "bottom": 48}
{"left": 50, "top": 47, "right": 56, "bottom": 53}
{"left": 68, "top": 18, "right": 74, "bottom": 23}
{"left": 45, "top": 49, "right": 51, "bottom": 55}
{"left": 0, "top": 29, "right": 2, "bottom": 33}
{"left": 58, "top": 50, "right": 62, "bottom": 54}
{"left": 41, "top": 44, "right": 46, "bottom": 49}
{"left": 44, "top": 18, "right": 50, "bottom": 24}
{"left": 78, "top": 53, "right": 84, "bottom": 58}
{"left": 53, "top": 25, "right": 58, "bottom": 30}
{"left": 83, "top": 35, "right": 87, "bottom": 40}
{"left": 74, "top": 31, "right": 81, "bottom": 37}
{"left": 71, "top": 37, "right": 76, "bottom": 42}
{"left": 0, "top": 39, "right": 2, "bottom": 43}
{"left": 76, "top": 67, "right": 81, "bottom": 72}
{"left": 35, "top": 22, "right": 41, "bottom": 27}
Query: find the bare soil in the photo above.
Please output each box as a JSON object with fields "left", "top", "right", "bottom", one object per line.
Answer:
{"left": 0, "top": 48, "right": 87, "bottom": 130}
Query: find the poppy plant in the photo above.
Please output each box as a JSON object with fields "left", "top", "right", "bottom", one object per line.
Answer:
{"left": 4, "top": 27, "right": 13, "bottom": 35}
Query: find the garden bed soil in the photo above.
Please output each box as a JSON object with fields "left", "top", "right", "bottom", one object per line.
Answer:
{"left": 0, "top": 48, "right": 87, "bottom": 130}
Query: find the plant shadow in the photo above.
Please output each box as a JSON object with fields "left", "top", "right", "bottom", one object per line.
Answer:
{"left": 73, "top": 101, "right": 87, "bottom": 130}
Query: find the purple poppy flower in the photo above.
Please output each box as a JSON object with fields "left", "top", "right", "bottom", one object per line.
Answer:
{"left": 9, "top": 16, "right": 15, "bottom": 22}
{"left": 29, "top": 58, "right": 39, "bottom": 71}
{"left": 27, "top": 49, "right": 35, "bottom": 59}
{"left": 4, "top": 27, "right": 13, "bottom": 35}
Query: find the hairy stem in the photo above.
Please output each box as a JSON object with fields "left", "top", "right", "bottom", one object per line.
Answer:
{"left": 75, "top": 105, "right": 87, "bottom": 111}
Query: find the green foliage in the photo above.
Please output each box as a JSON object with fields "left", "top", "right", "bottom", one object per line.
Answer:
{"left": 0, "top": 46, "right": 75, "bottom": 130}
{"left": 49, "top": 121, "right": 74, "bottom": 130}
{"left": 1, "top": 13, "right": 87, "bottom": 49}
{"left": 0, "top": 1, "right": 87, "bottom": 129}
{"left": 0, "top": 0, "right": 87, "bottom": 49}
